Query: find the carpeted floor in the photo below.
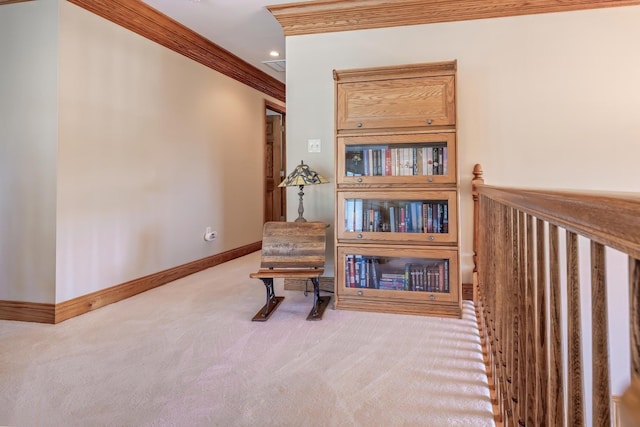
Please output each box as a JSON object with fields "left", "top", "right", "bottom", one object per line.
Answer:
{"left": 0, "top": 251, "right": 495, "bottom": 426}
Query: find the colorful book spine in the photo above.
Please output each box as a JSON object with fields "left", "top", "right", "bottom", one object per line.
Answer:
{"left": 389, "top": 207, "right": 396, "bottom": 232}
{"left": 354, "top": 199, "right": 363, "bottom": 232}
{"left": 443, "top": 146, "right": 448, "bottom": 175}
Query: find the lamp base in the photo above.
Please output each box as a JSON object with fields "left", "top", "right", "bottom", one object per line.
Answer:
{"left": 295, "top": 185, "right": 306, "bottom": 222}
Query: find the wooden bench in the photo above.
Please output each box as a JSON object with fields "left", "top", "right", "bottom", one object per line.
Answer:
{"left": 249, "top": 221, "right": 329, "bottom": 321}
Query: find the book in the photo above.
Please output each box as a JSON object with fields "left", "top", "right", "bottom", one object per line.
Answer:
{"left": 443, "top": 204, "right": 449, "bottom": 233}
{"left": 432, "top": 147, "right": 439, "bottom": 175}
{"left": 404, "top": 203, "right": 412, "bottom": 232}
{"left": 443, "top": 146, "right": 448, "bottom": 175}
{"left": 354, "top": 199, "right": 363, "bottom": 232}
{"left": 345, "top": 149, "right": 364, "bottom": 176}
{"left": 412, "top": 147, "right": 418, "bottom": 176}
{"left": 426, "top": 148, "right": 433, "bottom": 175}
{"left": 368, "top": 209, "right": 374, "bottom": 232}
{"left": 404, "top": 148, "right": 413, "bottom": 176}
{"left": 404, "top": 263, "right": 411, "bottom": 291}
{"left": 345, "top": 199, "right": 355, "bottom": 232}
{"left": 444, "top": 259, "right": 449, "bottom": 292}
{"left": 359, "top": 257, "right": 367, "bottom": 288}
{"left": 347, "top": 255, "right": 356, "bottom": 288}
{"left": 379, "top": 273, "right": 405, "bottom": 290}
{"left": 422, "top": 147, "right": 428, "bottom": 175}
{"left": 384, "top": 148, "right": 392, "bottom": 176}
{"left": 389, "top": 206, "right": 396, "bottom": 232}
{"left": 370, "top": 258, "right": 379, "bottom": 288}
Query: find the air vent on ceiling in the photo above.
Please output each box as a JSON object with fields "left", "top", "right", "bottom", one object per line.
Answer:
{"left": 262, "top": 59, "right": 286, "bottom": 72}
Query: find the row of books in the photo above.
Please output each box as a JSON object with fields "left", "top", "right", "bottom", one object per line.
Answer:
{"left": 345, "top": 145, "right": 448, "bottom": 177}
{"left": 345, "top": 255, "right": 450, "bottom": 293}
{"left": 345, "top": 200, "right": 449, "bottom": 233}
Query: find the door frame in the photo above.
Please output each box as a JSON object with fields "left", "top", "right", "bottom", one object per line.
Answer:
{"left": 264, "top": 100, "right": 286, "bottom": 223}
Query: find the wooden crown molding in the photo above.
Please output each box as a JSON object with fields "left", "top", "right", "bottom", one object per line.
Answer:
{"left": 67, "top": 0, "right": 285, "bottom": 102}
{"left": 0, "top": 0, "right": 34, "bottom": 5}
{"left": 268, "top": 0, "right": 640, "bottom": 36}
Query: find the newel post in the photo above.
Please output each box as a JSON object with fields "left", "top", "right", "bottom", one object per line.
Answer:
{"left": 472, "top": 164, "right": 485, "bottom": 303}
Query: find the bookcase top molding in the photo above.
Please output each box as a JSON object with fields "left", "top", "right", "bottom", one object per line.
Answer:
{"left": 333, "top": 60, "right": 457, "bottom": 83}
{"left": 267, "top": 0, "right": 640, "bottom": 36}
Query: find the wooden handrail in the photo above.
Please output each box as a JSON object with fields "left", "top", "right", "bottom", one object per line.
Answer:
{"left": 474, "top": 184, "right": 640, "bottom": 260}
{"left": 472, "top": 163, "right": 640, "bottom": 426}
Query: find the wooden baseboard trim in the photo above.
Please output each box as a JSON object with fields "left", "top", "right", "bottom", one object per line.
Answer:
{"left": 284, "top": 276, "right": 334, "bottom": 293}
{"left": 55, "top": 241, "right": 261, "bottom": 323}
{"left": 0, "top": 242, "right": 261, "bottom": 324}
{"left": 0, "top": 300, "right": 55, "bottom": 323}
{"left": 612, "top": 395, "right": 622, "bottom": 427}
{"left": 462, "top": 282, "right": 473, "bottom": 301}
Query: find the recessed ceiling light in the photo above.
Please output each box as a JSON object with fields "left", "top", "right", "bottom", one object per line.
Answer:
{"left": 270, "top": 51, "right": 280, "bottom": 57}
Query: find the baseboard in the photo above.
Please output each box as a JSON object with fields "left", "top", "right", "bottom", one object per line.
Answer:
{"left": 0, "top": 300, "right": 55, "bottom": 323}
{"left": 284, "top": 276, "right": 334, "bottom": 293}
{"left": 612, "top": 394, "right": 622, "bottom": 427}
{"left": 462, "top": 282, "right": 473, "bottom": 301}
{"left": 0, "top": 241, "right": 261, "bottom": 324}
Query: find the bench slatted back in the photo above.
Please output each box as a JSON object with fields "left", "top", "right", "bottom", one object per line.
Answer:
{"left": 260, "top": 221, "right": 326, "bottom": 269}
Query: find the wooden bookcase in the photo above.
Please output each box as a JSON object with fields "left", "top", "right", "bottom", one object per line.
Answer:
{"left": 333, "top": 61, "right": 461, "bottom": 318}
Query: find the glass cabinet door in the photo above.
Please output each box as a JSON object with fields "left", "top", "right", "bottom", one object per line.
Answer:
{"left": 336, "top": 190, "right": 457, "bottom": 244}
{"left": 336, "top": 246, "right": 459, "bottom": 304}
{"left": 336, "top": 132, "right": 456, "bottom": 186}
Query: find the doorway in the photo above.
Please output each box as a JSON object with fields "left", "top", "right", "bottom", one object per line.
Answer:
{"left": 264, "top": 101, "right": 286, "bottom": 223}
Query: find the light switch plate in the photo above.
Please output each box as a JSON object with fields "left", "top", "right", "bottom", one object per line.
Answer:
{"left": 308, "top": 139, "right": 321, "bottom": 153}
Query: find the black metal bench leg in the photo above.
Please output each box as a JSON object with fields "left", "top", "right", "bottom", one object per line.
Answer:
{"left": 306, "top": 277, "right": 331, "bottom": 321}
{"left": 252, "top": 278, "right": 284, "bottom": 322}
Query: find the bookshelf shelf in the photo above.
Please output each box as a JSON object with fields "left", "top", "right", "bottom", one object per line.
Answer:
{"left": 337, "top": 132, "right": 457, "bottom": 186}
{"left": 337, "top": 190, "right": 458, "bottom": 244}
{"left": 333, "top": 61, "right": 461, "bottom": 318}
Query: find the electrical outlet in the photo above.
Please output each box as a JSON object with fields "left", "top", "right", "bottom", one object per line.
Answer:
{"left": 307, "top": 139, "right": 321, "bottom": 153}
{"left": 204, "top": 227, "right": 217, "bottom": 242}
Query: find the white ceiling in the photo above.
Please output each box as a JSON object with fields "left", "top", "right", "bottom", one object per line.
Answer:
{"left": 140, "top": 0, "right": 310, "bottom": 83}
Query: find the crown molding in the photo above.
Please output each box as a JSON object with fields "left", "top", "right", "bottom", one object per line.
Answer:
{"left": 268, "top": 0, "right": 640, "bottom": 36}
{"left": 0, "top": 0, "right": 34, "bottom": 5}
{"left": 67, "top": 0, "right": 285, "bottom": 102}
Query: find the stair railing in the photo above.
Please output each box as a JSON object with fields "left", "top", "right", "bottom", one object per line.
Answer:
{"left": 472, "top": 163, "right": 640, "bottom": 426}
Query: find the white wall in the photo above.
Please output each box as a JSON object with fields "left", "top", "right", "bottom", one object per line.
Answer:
{"left": 284, "top": 4, "right": 640, "bottom": 406}
{"left": 0, "top": 0, "right": 59, "bottom": 303}
{"left": 285, "top": 5, "right": 640, "bottom": 280}
{"left": 1, "top": 0, "right": 281, "bottom": 304}
{"left": 54, "top": 2, "right": 276, "bottom": 302}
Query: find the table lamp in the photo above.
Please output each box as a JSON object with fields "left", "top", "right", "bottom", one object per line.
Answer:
{"left": 278, "top": 161, "right": 329, "bottom": 222}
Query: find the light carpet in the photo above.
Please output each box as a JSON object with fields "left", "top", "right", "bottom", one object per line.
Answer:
{"left": 0, "top": 251, "right": 494, "bottom": 427}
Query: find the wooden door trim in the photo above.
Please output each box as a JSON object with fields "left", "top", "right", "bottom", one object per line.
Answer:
{"left": 266, "top": 100, "right": 286, "bottom": 115}
{"left": 264, "top": 100, "right": 287, "bottom": 223}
